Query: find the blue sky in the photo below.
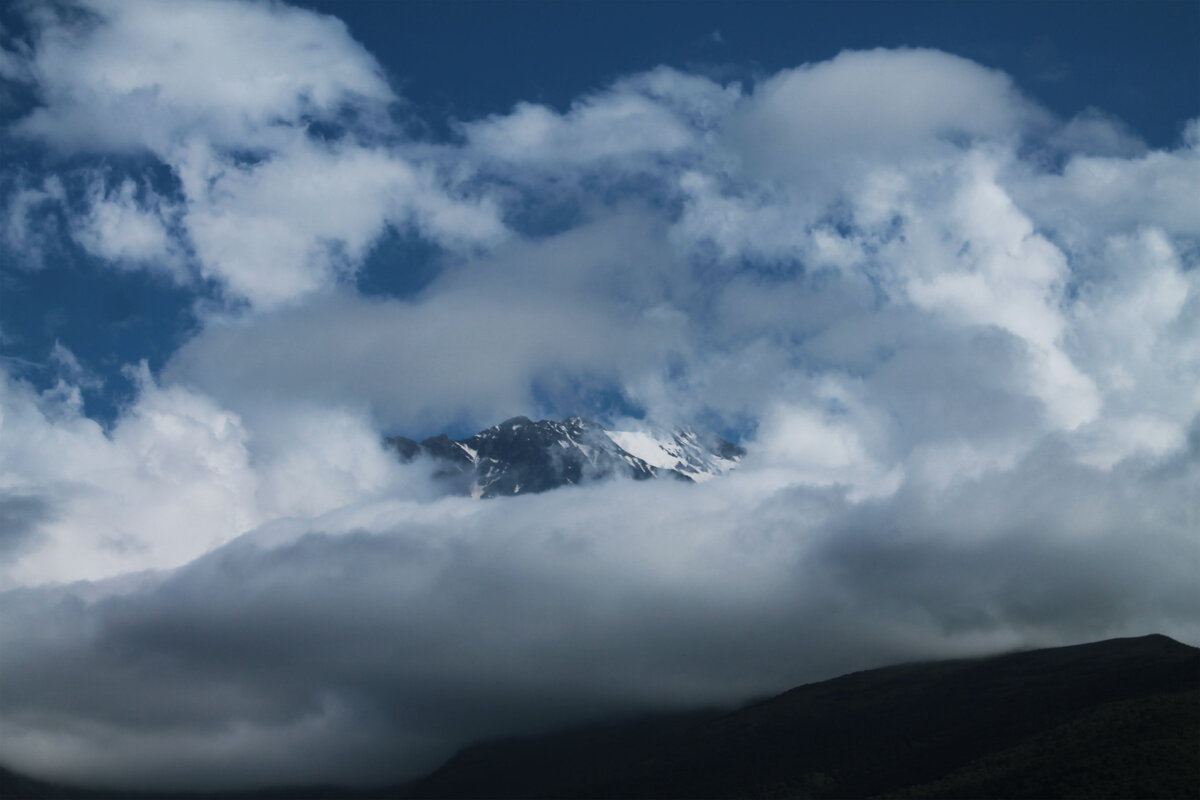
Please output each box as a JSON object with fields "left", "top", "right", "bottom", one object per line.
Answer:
{"left": 0, "top": 0, "right": 1198, "bottom": 791}
{"left": 299, "top": 1, "right": 1198, "bottom": 145}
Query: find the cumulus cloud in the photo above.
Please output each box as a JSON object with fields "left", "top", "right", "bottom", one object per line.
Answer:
{"left": 5, "top": 0, "right": 506, "bottom": 309}
{"left": 14, "top": 0, "right": 394, "bottom": 154}
{"left": 730, "top": 48, "right": 1045, "bottom": 181}
{"left": 0, "top": 364, "right": 434, "bottom": 588}
{"left": 70, "top": 174, "right": 183, "bottom": 274}
{"left": 462, "top": 66, "right": 737, "bottom": 172}
{"left": 1048, "top": 107, "right": 1147, "bottom": 158}
{"left": 0, "top": 8, "right": 1198, "bottom": 791}
{"left": 174, "top": 136, "right": 504, "bottom": 308}
{"left": 1014, "top": 126, "right": 1200, "bottom": 250}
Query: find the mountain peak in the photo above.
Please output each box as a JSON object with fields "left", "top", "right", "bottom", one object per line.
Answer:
{"left": 386, "top": 417, "right": 743, "bottom": 498}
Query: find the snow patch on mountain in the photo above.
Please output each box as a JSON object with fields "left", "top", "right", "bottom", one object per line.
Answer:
{"left": 606, "top": 430, "right": 678, "bottom": 469}
{"left": 606, "top": 429, "right": 741, "bottom": 482}
{"left": 387, "top": 417, "right": 744, "bottom": 498}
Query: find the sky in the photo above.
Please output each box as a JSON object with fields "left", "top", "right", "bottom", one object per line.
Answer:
{"left": 0, "top": 0, "right": 1198, "bottom": 791}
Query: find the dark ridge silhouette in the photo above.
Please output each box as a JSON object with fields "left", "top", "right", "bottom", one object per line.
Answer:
{"left": 409, "top": 634, "right": 1199, "bottom": 799}
{"left": 4, "top": 634, "right": 1197, "bottom": 799}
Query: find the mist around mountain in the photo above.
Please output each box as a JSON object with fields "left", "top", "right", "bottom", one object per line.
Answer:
{"left": 5, "top": 634, "right": 1195, "bottom": 800}
{"left": 385, "top": 416, "right": 745, "bottom": 498}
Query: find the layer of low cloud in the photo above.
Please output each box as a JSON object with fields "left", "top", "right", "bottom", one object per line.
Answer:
{"left": 1, "top": 450, "right": 1195, "bottom": 789}
{"left": 0, "top": 0, "right": 1197, "bottom": 791}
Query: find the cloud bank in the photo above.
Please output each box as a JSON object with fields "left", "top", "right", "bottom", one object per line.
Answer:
{"left": 0, "top": 0, "right": 1197, "bottom": 790}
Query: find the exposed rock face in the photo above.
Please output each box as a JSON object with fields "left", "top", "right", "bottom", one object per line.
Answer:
{"left": 386, "top": 416, "right": 744, "bottom": 498}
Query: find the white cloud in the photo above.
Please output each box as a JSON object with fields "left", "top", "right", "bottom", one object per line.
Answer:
{"left": 462, "top": 66, "right": 736, "bottom": 171}
{"left": 16, "top": 0, "right": 394, "bottom": 154}
{"left": 671, "top": 171, "right": 815, "bottom": 265}
{"left": 750, "top": 396, "right": 902, "bottom": 502}
{"left": 1048, "top": 107, "right": 1147, "bottom": 157}
{"left": 1074, "top": 413, "right": 1188, "bottom": 470}
{"left": 1015, "top": 131, "right": 1200, "bottom": 252}
{"left": 730, "top": 48, "right": 1044, "bottom": 183}
{"left": 174, "top": 136, "right": 505, "bottom": 308}
{"left": 48, "top": 342, "right": 102, "bottom": 391}
{"left": 7, "top": 0, "right": 506, "bottom": 308}
{"left": 1065, "top": 228, "right": 1199, "bottom": 468}
{"left": 0, "top": 366, "right": 255, "bottom": 587}
{"left": 0, "top": 175, "right": 66, "bottom": 270}
{"left": 70, "top": 174, "right": 182, "bottom": 275}
{"left": 874, "top": 148, "right": 1100, "bottom": 430}
{"left": 0, "top": 364, "right": 430, "bottom": 588}
{"left": 465, "top": 96, "right": 688, "bottom": 165}
{"left": 1, "top": 170, "right": 184, "bottom": 277}
{"left": 165, "top": 212, "right": 686, "bottom": 428}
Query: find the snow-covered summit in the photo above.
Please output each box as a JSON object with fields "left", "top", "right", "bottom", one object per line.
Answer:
{"left": 604, "top": 428, "right": 743, "bottom": 483}
{"left": 386, "top": 416, "right": 744, "bottom": 498}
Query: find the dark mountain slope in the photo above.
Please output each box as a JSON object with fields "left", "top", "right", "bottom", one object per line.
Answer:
{"left": 409, "top": 634, "right": 1200, "bottom": 799}
{"left": 890, "top": 688, "right": 1200, "bottom": 798}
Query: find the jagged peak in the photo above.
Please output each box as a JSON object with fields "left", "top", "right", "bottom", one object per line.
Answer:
{"left": 386, "top": 415, "right": 743, "bottom": 498}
